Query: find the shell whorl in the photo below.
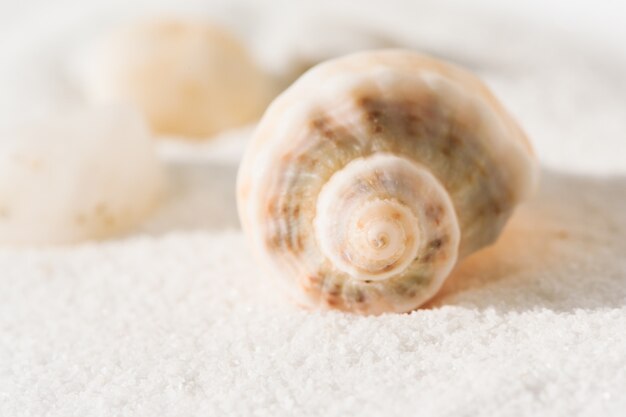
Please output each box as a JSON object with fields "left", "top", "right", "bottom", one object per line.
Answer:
{"left": 315, "top": 153, "right": 459, "bottom": 283}
{"left": 237, "top": 50, "right": 539, "bottom": 314}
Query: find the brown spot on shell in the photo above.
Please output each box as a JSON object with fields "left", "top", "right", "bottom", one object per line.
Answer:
{"left": 442, "top": 130, "right": 463, "bottom": 158}
{"left": 302, "top": 275, "right": 323, "bottom": 293}
{"left": 421, "top": 252, "right": 434, "bottom": 263}
{"left": 357, "top": 96, "right": 374, "bottom": 107}
{"left": 425, "top": 204, "right": 444, "bottom": 226}
{"left": 310, "top": 116, "right": 336, "bottom": 139}
{"left": 324, "top": 297, "right": 341, "bottom": 308}
{"left": 367, "top": 110, "right": 383, "bottom": 134}
{"left": 361, "top": 95, "right": 445, "bottom": 140}
{"left": 429, "top": 238, "right": 443, "bottom": 249}
{"left": 353, "top": 290, "right": 366, "bottom": 303}
{"left": 283, "top": 231, "right": 302, "bottom": 253}
{"left": 296, "top": 233, "right": 304, "bottom": 252}
{"left": 296, "top": 154, "right": 317, "bottom": 170}
{"left": 366, "top": 109, "right": 382, "bottom": 122}
{"left": 266, "top": 198, "right": 278, "bottom": 216}
{"left": 326, "top": 283, "right": 341, "bottom": 297}
{"left": 403, "top": 112, "right": 422, "bottom": 136}
{"left": 393, "top": 283, "right": 416, "bottom": 297}
{"left": 420, "top": 235, "right": 449, "bottom": 263}
{"left": 322, "top": 281, "right": 344, "bottom": 308}
{"left": 358, "top": 96, "right": 386, "bottom": 134}
{"left": 381, "top": 262, "right": 397, "bottom": 273}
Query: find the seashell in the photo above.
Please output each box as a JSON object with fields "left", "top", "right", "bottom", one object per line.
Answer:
{"left": 0, "top": 106, "right": 163, "bottom": 245}
{"left": 76, "top": 18, "right": 272, "bottom": 139}
{"left": 237, "top": 50, "right": 539, "bottom": 315}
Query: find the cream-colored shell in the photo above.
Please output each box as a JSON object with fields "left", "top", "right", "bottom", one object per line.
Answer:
{"left": 77, "top": 18, "right": 271, "bottom": 139}
{"left": 0, "top": 106, "right": 163, "bottom": 246}
{"left": 237, "top": 50, "right": 539, "bottom": 315}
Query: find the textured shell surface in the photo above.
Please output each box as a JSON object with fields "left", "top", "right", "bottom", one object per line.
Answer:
{"left": 237, "top": 49, "right": 539, "bottom": 315}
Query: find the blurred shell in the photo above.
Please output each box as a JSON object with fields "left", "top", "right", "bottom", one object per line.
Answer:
{"left": 237, "top": 50, "right": 539, "bottom": 315}
{"left": 0, "top": 106, "right": 163, "bottom": 245}
{"left": 77, "top": 18, "right": 272, "bottom": 139}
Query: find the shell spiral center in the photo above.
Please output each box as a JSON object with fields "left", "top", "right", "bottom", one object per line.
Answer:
{"left": 314, "top": 153, "right": 454, "bottom": 282}
{"left": 346, "top": 199, "right": 420, "bottom": 277}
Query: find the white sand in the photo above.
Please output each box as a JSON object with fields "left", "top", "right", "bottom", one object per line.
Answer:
{"left": 1, "top": 1, "right": 625, "bottom": 416}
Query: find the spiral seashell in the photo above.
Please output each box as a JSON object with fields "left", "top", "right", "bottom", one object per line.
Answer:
{"left": 76, "top": 18, "right": 272, "bottom": 139}
{"left": 237, "top": 50, "right": 539, "bottom": 315}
